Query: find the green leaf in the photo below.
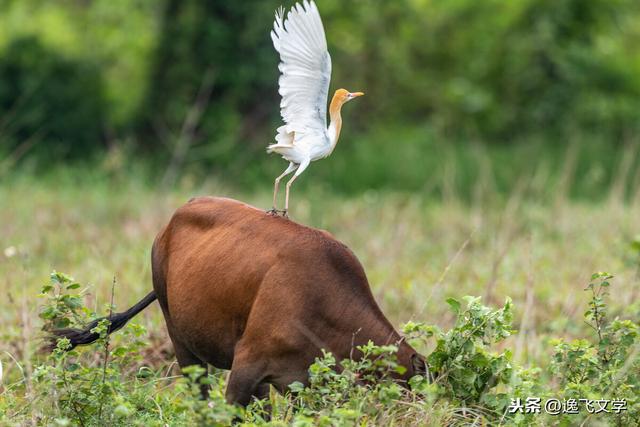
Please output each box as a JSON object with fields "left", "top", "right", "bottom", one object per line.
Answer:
{"left": 446, "top": 298, "right": 461, "bottom": 314}
{"left": 288, "top": 381, "right": 305, "bottom": 393}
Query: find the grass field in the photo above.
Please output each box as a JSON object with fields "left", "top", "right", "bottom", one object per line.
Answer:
{"left": 1, "top": 166, "right": 640, "bottom": 425}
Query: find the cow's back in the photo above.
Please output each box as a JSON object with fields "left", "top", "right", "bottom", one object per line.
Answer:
{"left": 151, "top": 197, "right": 376, "bottom": 368}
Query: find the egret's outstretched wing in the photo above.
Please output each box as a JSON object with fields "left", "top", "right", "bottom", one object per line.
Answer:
{"left": 270, "top": 0, "right": 331, "bottom": 148}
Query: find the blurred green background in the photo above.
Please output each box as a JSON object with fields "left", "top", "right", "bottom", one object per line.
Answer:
{"left": 1, "top": 0, "right": 640, "bottom": 198}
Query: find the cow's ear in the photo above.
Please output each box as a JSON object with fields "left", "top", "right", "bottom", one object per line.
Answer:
{"left": 411, "top": 353, "right": 433, "bottom": 382}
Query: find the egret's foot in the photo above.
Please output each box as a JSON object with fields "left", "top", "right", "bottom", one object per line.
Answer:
{"left": 267, "top": 208, "right": 289, "bottom": 217}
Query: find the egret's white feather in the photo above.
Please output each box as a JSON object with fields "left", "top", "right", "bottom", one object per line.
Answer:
{"left": 267, "top": 1, "right": 363, "bottom": 213}
{"left": 268, "top": 0, "right": 331, "bottom": 154}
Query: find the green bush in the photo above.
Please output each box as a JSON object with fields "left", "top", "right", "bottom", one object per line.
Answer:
{"left": 548, "top": 272, "right": 639, "bottom": 426}
{"left": 0, "top": 270, "right": 637, "bottom": 425}
{"left": 404, "top": 296, "right": 515, "bottom": 416}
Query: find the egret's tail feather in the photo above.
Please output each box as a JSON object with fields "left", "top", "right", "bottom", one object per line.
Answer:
{"left": 268, "top": 125, "right": 295, "bottom": 154}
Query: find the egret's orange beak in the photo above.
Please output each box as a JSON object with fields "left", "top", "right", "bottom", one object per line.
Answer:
{"left": 350, "top": 92, "right": 364, "bottom": 98}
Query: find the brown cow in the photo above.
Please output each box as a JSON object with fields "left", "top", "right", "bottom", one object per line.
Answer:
{"left": 50, "top": 197, "right": 428, "bottom": 406}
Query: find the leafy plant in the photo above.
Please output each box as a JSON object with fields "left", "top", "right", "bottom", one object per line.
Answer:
{"left": 35, "top": 272, "right": 153, "bottom": 426}
{"left": 282, "top": 343, "right": 407, "bottom": 425}
{"left": 2, "top": 270, "right": 638, "bottom": 426}
{"left": 404, "top": 296, "right": 515, "bottom": 416}
{"left": 38, "top": 271, "right": 87, "bottom": 330}
{"left": 549, "top": 272, "right": 639, "bottom": 425}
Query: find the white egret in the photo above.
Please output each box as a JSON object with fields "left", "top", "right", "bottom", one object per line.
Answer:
{"left": 268, "top": 0, "right": 364, "bottom": 216}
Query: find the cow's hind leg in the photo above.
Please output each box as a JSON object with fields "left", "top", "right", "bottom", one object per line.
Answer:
{"left": 172, "top": 335, "right": 210, "bottom": 399}
{"left": 157, "top": 298, "right": 209, "bottom": 397}
{"left": 153, "top": 261, "right": 209, "bottom": 398}
{"left": 226, "top": 360, "right": 269, "bottom": 406}
{"left": 226, "top": 353, "right": 309, "bottom": 407}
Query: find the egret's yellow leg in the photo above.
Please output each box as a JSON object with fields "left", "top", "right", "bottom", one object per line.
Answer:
{"left": 284, "top": 159, "right": 310, "bottom": 214}
{"left": 272, "top": 162, "right": 298, "bottom": 211}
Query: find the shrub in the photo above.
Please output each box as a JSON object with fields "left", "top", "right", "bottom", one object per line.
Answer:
{"left": 548, "top": 272, "right": 639, "bottom": 426}
{"left": 403, "top": 296, "right": 517, "bottom": 422}
{"left": 1, "top": 270, "right": 636, "bottom": 426}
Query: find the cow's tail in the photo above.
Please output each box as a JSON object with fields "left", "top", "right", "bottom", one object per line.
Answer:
{"left": 46, "top": 290, "right": 157, "bottom": 351}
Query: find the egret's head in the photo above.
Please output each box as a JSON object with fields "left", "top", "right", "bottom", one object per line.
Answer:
{"left": 334, "top": 88, "right": 364, "bottom": 104}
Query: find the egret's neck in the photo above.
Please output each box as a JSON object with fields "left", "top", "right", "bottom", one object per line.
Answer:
{"left": 327, "top": 95, "right": 344, "bottom": 150}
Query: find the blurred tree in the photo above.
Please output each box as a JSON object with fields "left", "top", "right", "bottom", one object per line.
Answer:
{"left": 1, "top": 0, "right": 639, "bottom": 189}
{"left": 0, "top": 36, "right": 106, "bottom": 159}
{"left": 323, "top": 0, "right": 640, "bottom": 142}
{"left": 136, "top": 0, "right": 285, "bottom": 172}
{"left": 480, "top": 0, "right": 640, "bottom": 140}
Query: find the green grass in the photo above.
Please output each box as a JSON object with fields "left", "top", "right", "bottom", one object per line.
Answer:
{"left": 1, "top": 165, "right": 639, "bottom": 425}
